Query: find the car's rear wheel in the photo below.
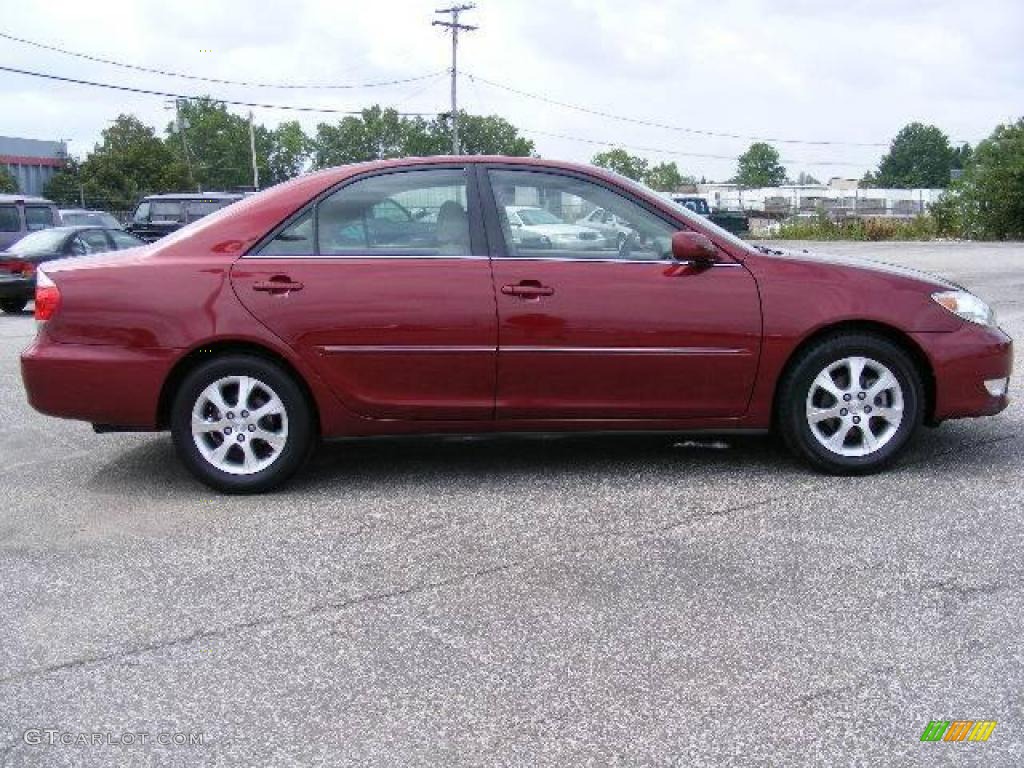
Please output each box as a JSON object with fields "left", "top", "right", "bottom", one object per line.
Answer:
{"left": 170, "top": 355, "right": 314, "bottom": 493}
{"left": 0, "top": 298, "right": 28, "bottom": 314}
{"left": 777, "top": 333, "right": 924, "bottom": 474}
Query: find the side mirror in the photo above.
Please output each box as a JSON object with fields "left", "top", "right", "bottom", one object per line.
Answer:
{"left": 671, "top": 231, "right": 717, "bottom": 265}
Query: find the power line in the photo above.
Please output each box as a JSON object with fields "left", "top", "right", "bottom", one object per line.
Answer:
{"left": 517, "top": 126, "right": 869, "bottom": 168}
{"left": 0, "top": 29, "right": 445, "bottom": 90}
{"left": 466, "top": 72, "right": 890, "bottom": 148}
{"left": 0, "top": 64, "right": 441, "bottom": 115}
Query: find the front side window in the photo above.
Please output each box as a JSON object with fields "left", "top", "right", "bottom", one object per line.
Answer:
{"left": 488, "top": 170, "right": 678, "bottom": 261}
{"left": 24, "top": 206, "right": 56, "bottom": 231}
{"left": 317, "top": 169, "right": 470, "bottom": 257}
{"left": 0, "top": 205, "right": 17, "bottom": 232}
{"left": 132, "top": 202, "right": 151, "bottom": 223}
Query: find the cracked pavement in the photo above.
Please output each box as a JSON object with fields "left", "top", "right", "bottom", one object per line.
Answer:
{"left": 0, "top": 241, "right": 1022, "bottom": 766}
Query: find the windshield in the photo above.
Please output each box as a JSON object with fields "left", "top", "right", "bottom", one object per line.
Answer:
{"left": 9, "top": 229, "right": 67, "bottom": 255}
{"left": 517, "top": 208, "right": 563, "bottom": 226}
{"left": 604, "top": 171, "right": 754, "bottom": 254}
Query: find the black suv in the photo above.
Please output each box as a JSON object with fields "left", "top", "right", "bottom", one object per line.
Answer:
{"left": 126, "top": 193, "right": 243, "bottom": 242}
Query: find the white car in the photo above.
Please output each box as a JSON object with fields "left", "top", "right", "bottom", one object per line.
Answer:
{"left": 577, "top": 207, "right": 636, "bottom": 247}
{"left": 505, "top": 205, "right": 605, "bottom": 251}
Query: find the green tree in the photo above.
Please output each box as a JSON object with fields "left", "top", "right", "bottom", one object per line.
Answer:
{"left": 937, "top": 118, "right": 1024, "bottom": 239}
{"left": 312, "top": 106, "right": 427, "bottom": 168}
{"left": 168, "top": 98, "right": 271, "bottom": 190}
{"left": 644, "top": 161, "right": 693, "bottom": 191}
{"left": 43, "top": 158, "right": 83, "bottom": 205}
{"left": 590, "top": 148, "right": 649, "bottom": 181}
{"left": 266, "top": 120, "right": 311, "bottom": 186}
{"left": 0, "top": 165, "right": 17, "bottom": 193}
{"left": 311, "top": 107, "right": 534, "bottom": 169}
{"left": 795, "top": 171, "right": 821, "bottom": 185}
{"left": 428, "top": 112, "right": 534, "bottom": 156}
{"left": 63, "top": 115, "right": 188, "bottom": 210}
{"left": 734, "top": 143, "right": 786, "bottom": 187}
{"left": 870, "top": 123, "right": 955, "bottom": 188}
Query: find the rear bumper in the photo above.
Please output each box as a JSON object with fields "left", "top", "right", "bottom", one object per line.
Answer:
{"left": 0, "top": 277, "right": 33, "bottom": 301}
{"left": 911, "top": 325, "right": 1013, "bottom": 421}
{"left": 20, "top": 334, "right": 177, "bottom": 428}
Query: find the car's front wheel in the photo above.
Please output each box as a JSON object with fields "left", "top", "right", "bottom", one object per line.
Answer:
{"left": 777, "top": 333, "right": 924, "bottom": 474}
{"left": 170, "top": 355, "right": 314, "bottom": 493}
{"left": 0, "top": 298, "right": 28, "bottom": 314}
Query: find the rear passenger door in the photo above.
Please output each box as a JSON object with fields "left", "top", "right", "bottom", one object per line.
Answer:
{"left": 231, "top": 166, "right": 498, "bottom": 421}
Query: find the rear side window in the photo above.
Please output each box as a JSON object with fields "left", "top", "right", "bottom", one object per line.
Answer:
{"left": 186, "top": 200, "right": 234, "bottom": 222}
{"left": 150, "top": 201, "right": 184, "bottom": 223}
{"left": 258, "top": 209, "right": 314, "bottom": 256}
{"left": 318, "top": 169, "right": 470, "bottom": 256}
{"left": 24, "top": 206, "right": 55, "bottom": 231}
{"left": 0, "top": 205, "right": 18, "bottom": 232}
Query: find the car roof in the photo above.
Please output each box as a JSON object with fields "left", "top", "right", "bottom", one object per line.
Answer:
{"left": 140, "top": 192, "right": 244, "bottom": 201}
{"left": 59, "top": 208, "right": 114, "bottom": 214}
{"left": 0, "top": 194, "right": 54, "bottom": 204}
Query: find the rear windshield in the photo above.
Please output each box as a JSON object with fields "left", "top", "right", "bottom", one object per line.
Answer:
{"left": 62, "top": 211, "right": 121, "bottom": 228}
{"left": 0, "top": 205, "right": 18, "bottom": 232}
{"left": 9, "top": 228, "right": 67, "bottom": 255}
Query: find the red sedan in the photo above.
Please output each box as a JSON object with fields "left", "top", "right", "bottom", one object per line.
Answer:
{"left": 20, "top": 157, "right": 1012, "bottom": 492}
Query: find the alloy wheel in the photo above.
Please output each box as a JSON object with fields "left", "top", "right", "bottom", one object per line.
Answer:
{"left": 190, "top": 375, "right": 289, "bottom": 475}
{"left": 805, "top": 356, "right": 904, "bottom": 457}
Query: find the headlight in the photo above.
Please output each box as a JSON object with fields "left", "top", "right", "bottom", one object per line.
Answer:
{"left": 931, "top": 290, "right": 996, "bottom": 327}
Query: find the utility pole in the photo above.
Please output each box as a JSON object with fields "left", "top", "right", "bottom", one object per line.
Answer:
{"left": 433, "top": 4, "right": 477, "bottom": 155}
{"left": 248, "top": 110, "right": 259, "bottom": 191}
{"left": 169, "top": 98, "right": 197, "bottom": 191}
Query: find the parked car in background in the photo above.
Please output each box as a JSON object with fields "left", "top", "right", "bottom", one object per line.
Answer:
{"left": 670, "top": 194, "right": 749, "bottom": 237}
{"left": 505, "top": 205, "right": 604, "bottom": 251}
{"left": 670, "top": 195, "right": 712, "bottom": 216}
{"left": 19, "top": 157, "right": 1011, "bottom": 492}
{"left": 126, "top": 192, "right": 243, "bottom": 242}
{"left": 59, "top": 208, "right": 123, "bottom": 229}
{"left": 577, "top": 206, "right": 636, "bottom": 248}
{"left": 0, "top": 194, "right": 60, "bottom": 250}
{"left": 0, "top": 225, "right": 144, "bottom": 313}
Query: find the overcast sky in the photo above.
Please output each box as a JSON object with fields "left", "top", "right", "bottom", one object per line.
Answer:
{"left": 1, "top": 0, "right": 1021, "bottom": 181}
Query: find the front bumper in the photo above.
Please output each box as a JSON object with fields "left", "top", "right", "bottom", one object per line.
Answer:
{"left": 21, "top": 334, "right": 178, "bottom": 428}
{"left": 911, "top": 324, "right": 1013, "bottom": 421}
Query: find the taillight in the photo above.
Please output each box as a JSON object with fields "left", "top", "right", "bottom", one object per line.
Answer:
{"left": 0, "top": 258, "right": 32, "bottom": 277}
{"left": 34, "top": 269, "right": 61, "bottom": 322}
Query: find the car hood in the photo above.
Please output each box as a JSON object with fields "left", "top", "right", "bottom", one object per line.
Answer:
{"left": 753, "top": 245, "right": 962, "bottom": 292}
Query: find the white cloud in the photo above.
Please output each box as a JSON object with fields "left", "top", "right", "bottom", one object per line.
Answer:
{"left": 0, "top": 0, "right": 1020, "bottom": 181}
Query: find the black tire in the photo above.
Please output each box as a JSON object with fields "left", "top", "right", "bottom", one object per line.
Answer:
{"left": 777, "top": 333, "right": 924, "bottom": 475}
{"left": 170, "top": 354, "right": 314, "bottom": 493}
{"left": 0, "top": 298, "right": 28, "bottom": 314}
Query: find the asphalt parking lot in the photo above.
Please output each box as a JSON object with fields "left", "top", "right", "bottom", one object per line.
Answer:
{"left": 0, "top": 241, "right": 1022, "bottom": 766}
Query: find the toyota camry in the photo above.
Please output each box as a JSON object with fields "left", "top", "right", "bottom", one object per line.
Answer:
{"left": 20, "top": 157, "right": 1012, "bottom": 492}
